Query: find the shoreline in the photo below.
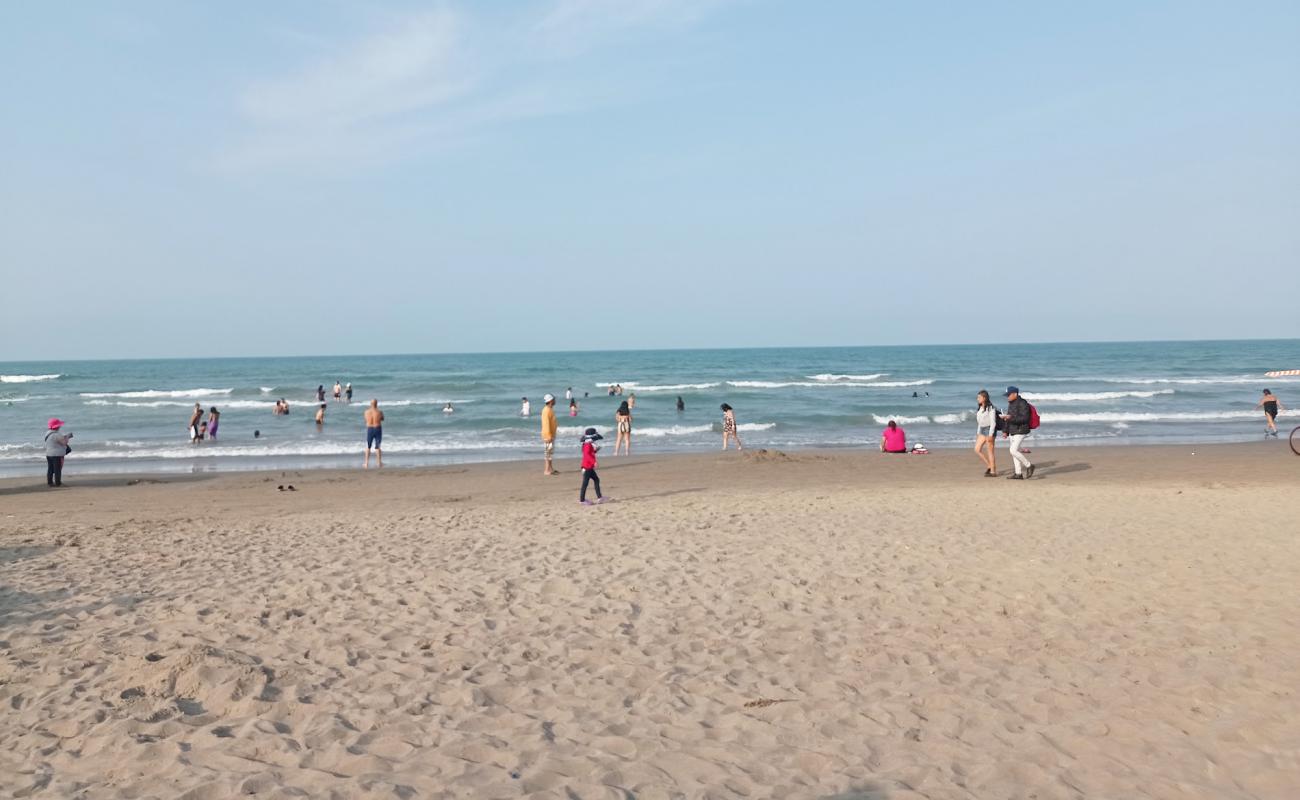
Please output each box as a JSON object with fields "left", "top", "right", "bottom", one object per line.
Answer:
{"left": 3, "top": 441, "right": 1295, "bottom": 499}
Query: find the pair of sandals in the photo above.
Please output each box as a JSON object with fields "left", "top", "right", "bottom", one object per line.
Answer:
{"left": 276, "top": 485, "right": 297, "bottom": 492}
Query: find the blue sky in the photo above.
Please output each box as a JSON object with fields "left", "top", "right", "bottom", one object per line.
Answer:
{"left": 2, "top": 1, "right": 1297, "bottom": 360}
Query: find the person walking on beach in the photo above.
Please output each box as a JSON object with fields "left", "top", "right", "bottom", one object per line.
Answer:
{"left": 316, "top": 403, "right": 326, "bottom": 427}
{"left": 207, "top": 407, "right": 220, "bottom": 441}
{"left": 188, "top": 403, "right": 204, "bottom": 444}
{"left": 345, "top": 382, "right": 353, "bottom": 403}
{"left": 721, "top": 403, "right": 743, "bottom": 450}
{"left": 1256, "top": 389, "right": 1283, "bottom": 437}
{"left": 44, "top": 418, "right": 72, "bottom": 487}
{"left": 541, "top": 393, "right": 559, "bottom": 476}
{"left": 579, "top": 428, "right": 607, "bottom": 505}
{"left": 974, "top": 390, "right": 998, "bottom": 476}
{"left": 364, "top": 399, "right": 384, "bottom": 469}
{"left": 333, "top": 381, "right": 342, "bottom": 401}
{"left": 880, "top": 420, "right": 907, "bottom": 453}
{"left": 1000, "top": 386, "right": 1034, "bottom": 479}
{"left": 614, "top": 400, "right": 632, "bottom": 455}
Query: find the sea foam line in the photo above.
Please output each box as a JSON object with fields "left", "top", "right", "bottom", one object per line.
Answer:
{"left": 1, "top": 374, "right": 61, "bottom": 383}
{"left": 81, "top": 388, "right": 235, "bottom": 399}
{"left": 1022, "top": 390, "right": 1175, "bottom": 401}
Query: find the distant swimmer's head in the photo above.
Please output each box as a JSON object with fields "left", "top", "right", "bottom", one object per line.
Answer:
{"left": 887, "top": 419, "right": 898, "bottom": 430}
{"left": 254, "top": 430, "right": 261, "bottom": 438}
{"left": 720, "top": 403, "right": 732, "bottom": 412}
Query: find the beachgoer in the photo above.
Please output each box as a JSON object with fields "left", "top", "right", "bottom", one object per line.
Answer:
{"left": 608, "top": 385, "right": 616, "bottom": 397}
{"left": 198, "top": 420, "right": 208, "bottom": 441}
{"left": 207, "top": 407, "right": 220, "bottom": 440}
{"left": 569, "top": 398, "right": 578, "bottom": 417}
{"left": 721, "top": 403, "right": 743, "bottom": 451}
{"left": 880, "top": 419, "right": 907, "bottom": 453}
{"left": 520, "top": 397, "right": 531, "bottom": 417}
{"left": 676, "top": 396, "right": 685, "bottom": 413}
{"left": 541, "top": 393, "right": 559, "bottom": 475}
{"left": 364, "top": 399, "right": 384, "bottom": 469}
{"left": 316, "top": 385, "right": 326, "bottom": 403}
{"left": 188, "top": 403, "right": 203, "bottom": 444}
{"left": 628, "top": 392, "right": 636, "bottom": 410}
{"left": 565, "top": 387, "right": 573, "bottom": 401}
{"left": 579, "top": 428, "right": 607, "bottom": 505}
{"left": 1256, "top": 389, "right": 1283, "bottom": 437}
{"left": 316, "top": 403, "right": 326, "bottom": 426}
{"left": 345, "top": 383, "right": 353, "bottom": 403}
{"left": 616, "top": 385, "right": 624, "bottom": 396}
{"left": 974, "top": 390, "right": 998, "bottom": 476}
{"left": 912, "top": 391, "right": 919, "bottom": 398}
{"left": 333, "top": 381, "right": 342, "bottom": 400}
{"left": 1000, "top": 386, "right": 1034, "bottom": 479}
{"left": 44, "top": 418, "right": 71, "bottom": 487}
{"left": 614, "top": 400, "right": 632, "bottom": 455}
{"left": 443, "top": 403, "right": 454, "bottom": 414}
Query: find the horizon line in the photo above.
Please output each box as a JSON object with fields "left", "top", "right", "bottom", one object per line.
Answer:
{"left": 2, "top": 335, "right": 1298, "bottom": 366}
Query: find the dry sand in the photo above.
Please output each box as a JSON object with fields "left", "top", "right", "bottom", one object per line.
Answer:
{"left": 1, "top": 444, "right": 1297, "bottom": 799}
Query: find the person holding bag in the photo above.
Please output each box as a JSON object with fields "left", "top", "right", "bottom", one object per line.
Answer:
{"left": 44, "top": 418, "right": 72, "bottom": 488}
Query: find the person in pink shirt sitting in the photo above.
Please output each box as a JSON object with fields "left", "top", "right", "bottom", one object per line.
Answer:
{"left": 880, "top": 419, "right": 907, "bottom": 453}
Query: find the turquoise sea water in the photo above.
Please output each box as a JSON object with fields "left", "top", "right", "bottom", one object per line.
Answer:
{"left": 2, "top": 340, "right": 1297, "bottom": 476}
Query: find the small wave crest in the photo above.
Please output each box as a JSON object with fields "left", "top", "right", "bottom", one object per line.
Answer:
{"left": 81, "top": 388, "right": 234, "bottom": 399}
{"left": 806, "top": 373, "right": 886, "bottom": 382}
{"left": 1022, "top": 390, "right": 1175, "bottom": 401}
{"left": 590, "top": 382, "right": 721, "bottom": 392}
{"left": 1, "top": 374, "right": 61, "bottom": 383}
{"left": 728, "top": 379, "right": 933, "bottom": 389}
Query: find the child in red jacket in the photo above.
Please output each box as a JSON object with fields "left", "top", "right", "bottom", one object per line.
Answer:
{"left": 579, "top": 428, "right": 608, "bottom": 505}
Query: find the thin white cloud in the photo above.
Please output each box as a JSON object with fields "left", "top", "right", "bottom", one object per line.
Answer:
{"left": 218, "top": 1, "right": 729, "bottom": 172}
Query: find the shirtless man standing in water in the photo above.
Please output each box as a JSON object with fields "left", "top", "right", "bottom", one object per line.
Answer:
{"left": 364, "top": 399, "right": 384, "bottom": 469}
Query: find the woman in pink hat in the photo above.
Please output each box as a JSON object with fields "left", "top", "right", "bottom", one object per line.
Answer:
{"left": 44, "top": 418, "right": 72, "bottom": 488}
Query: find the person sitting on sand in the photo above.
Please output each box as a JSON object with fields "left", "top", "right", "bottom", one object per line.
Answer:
{"left": 1256, "top": 389, "right": 1283, "bottom": 437}
{"left": 880, "top": 420, "right": 907, "bottom": 453}
{"left": 364, "top": 399, "right": 384, "bottom": 469}
{"left": 316, "top": 403, "right": 326, "bottom": 427}
{"left": 721, "top": 403, "right": 743, "bottom": 451}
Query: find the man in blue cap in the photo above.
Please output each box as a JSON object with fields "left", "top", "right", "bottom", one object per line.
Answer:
{"left": 1000, "top": 386, "right": 1034, "bottom": 480}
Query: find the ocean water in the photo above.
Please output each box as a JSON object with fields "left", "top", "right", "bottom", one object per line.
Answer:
{"left": 1, "top": 340, "right": 1297, "bottom": 477}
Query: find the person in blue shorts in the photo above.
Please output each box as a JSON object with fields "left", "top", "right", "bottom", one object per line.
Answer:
{"left": 364, "top": 399, "right": 384, "bottom": 469}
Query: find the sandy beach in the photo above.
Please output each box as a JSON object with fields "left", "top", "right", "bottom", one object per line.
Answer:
{"left": 1, "top": 443, "right": 1297, "bottom": 799}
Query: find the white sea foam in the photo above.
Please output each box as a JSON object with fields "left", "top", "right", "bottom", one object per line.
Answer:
{"left": 260, "top": 387, "right": 275, "bottom": 393}
{"left": 871, "top": 414, "right": 929, "bottom": 425}
{"left": 931, "top": 412, "right": 971, "bottom": 425}
{"left": 1022, "top": 390, "right": 1175, "bottom": 401}
{"left": 1, "top": 374, "right": 60, "bottom": 383}
{"left": 806, "top": 373, "right": 887, "bottom": 382}
{"left": 727, "top": 379, "right": 933, "bottom": 389}
{"left": 1043, "top": 410, "right": 1296, "bottom": 423}
{"left": 80, "top": 388, "right": 234, "bottom": 399}
{"left": 590, "top": 382, "right": 721, "bottom": 392}
{"left": 85, "top": 399, "right": 274, "bottom": 409}
{"left": 1070, "top": 375, "right": 1300, "bottom": 386}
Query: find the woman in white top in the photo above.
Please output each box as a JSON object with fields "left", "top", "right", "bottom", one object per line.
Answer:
{"left": 974, "top": 390, "right": 998, "bottom": 477}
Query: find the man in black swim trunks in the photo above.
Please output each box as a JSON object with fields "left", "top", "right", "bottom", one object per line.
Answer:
{"left": 1256, "top": 389, "right": 1283, "bottom": 437}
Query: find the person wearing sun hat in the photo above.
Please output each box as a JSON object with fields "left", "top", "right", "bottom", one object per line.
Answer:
{"left": 578, "top": 428, "right": 608, "bottom": 505}
{"left": 541, "top": 393, "right": 559, "bottom": 476}
{"left": 43, "top": 418, "right": 73, "bottom": 488}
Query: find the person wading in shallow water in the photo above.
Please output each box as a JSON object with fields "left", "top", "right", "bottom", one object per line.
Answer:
{"left": 364, "top": 399, "right": 384, "bottom": 469}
